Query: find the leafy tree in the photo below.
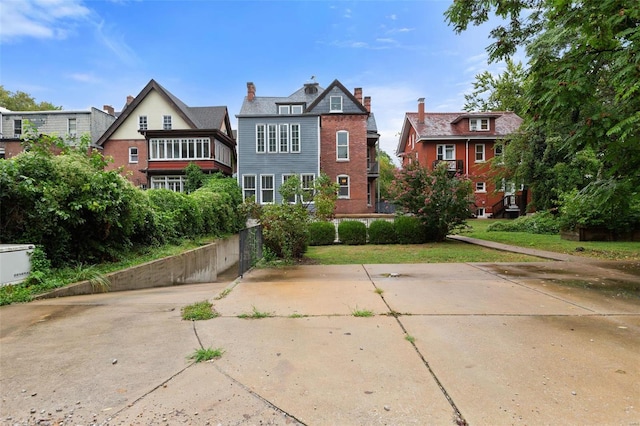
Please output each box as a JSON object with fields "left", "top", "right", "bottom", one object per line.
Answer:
{"left": 183, "top": 162, "right": 206, "bottom": 194}
{"left": 446, "top": 0, "right": 640, "bottom": 226}
{"left": 0, "top": 85, "right": 61, "bottom": 110}
{"left": 389, "top": 159, "right": 473, "bottom": 241}
{"left": 278, "top": 172, "right": 338, "bottom": 220}
{"left": 260, "top": 204, "right": 309, "bottom": 260}
{"left": 377, "top": 150, "right": 397, "bottom": 201}
{"left": 463, "top": 58, "right": 528, "bottom": 116}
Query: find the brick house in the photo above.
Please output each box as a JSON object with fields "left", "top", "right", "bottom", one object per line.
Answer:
{"left": 396, "top": 98, "right": 525, "bottom": 218}
{"left": 96, "top": 79, "right": 236, "bottom": 190}
{"left": 236, "top": 79, "right": 379, "bottom": 214}
{"left": 0, "top": 107, "right": 115, "bottom": 159}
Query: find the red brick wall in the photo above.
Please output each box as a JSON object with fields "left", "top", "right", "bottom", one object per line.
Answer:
{"left": 0, "top": 141, "right": 24, "bottom": 159}
{"left": 102, "top": 139, "right": 149, "bottom": 187}
{"left": 320, "top": 114, "right": 373, "bottom": 214}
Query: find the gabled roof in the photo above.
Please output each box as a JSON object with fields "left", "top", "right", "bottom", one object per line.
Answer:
{"left": 238, "top": 83, "right": 325, "bottom": 116}
{"left": 396, "top": 111, "right": 522, "bottom": 155}
{"left": 96, "top": 79, "right": 231, "bottom": 146}
{"left": 306, "top": 79, "right": 368, "bottom": 114}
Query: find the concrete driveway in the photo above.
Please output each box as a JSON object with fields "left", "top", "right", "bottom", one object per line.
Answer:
{"left": 1, "top": 260, "right": 639, "bottom": 425}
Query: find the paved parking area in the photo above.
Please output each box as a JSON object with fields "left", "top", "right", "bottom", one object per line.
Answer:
{"left": 1, "top": 260, "right": 639, "bottom": 425}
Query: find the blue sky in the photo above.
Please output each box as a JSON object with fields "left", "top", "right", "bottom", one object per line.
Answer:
{"left": 0, "top": 0, "right": 510, "bottom": 158}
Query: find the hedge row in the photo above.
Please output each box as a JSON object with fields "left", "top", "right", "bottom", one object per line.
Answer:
{"left": 309, "top": 216, "right": 430, "bottom": 246}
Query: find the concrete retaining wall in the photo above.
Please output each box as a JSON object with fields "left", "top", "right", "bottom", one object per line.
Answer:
{"left": 35, "top": 235, "right": 239, "bottom": 299}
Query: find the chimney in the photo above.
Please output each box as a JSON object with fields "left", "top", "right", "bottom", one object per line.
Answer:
{"left": 364, "top": 96, "right": 371, "bottom": 112}
{"left": 418, "top": 98, "right": 425, "bottom": 124}
{"left": 354, "top": 87, "right": 363, "bottom": 104}
{"left": 103, "top": 105, "right": 114, "bottom": 116}
{"left": 247, "top": 82, "right": 256, "bottom": 102}
{"left": 126, "top": 95, "right": 134, "bottom": 105}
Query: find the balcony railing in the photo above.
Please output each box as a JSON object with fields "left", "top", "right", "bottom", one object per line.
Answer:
{"left": 432, "top": 159, "right": 463, "bottom": 173}
{"left": 367, "top": 161, "right": 379, "bottom": 175}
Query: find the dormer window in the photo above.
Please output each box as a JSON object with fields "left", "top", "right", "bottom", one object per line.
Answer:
{"left": 330, "top": 96, "right": 343, "bottom": 112}
{"left": 470, "top": 118, "right": 489, "bottom": 131}
{"left": 279, "top": 105, "right": 290, "bottom": 115}
{"left": 291, "top": 105, "right": 303, "bottom": 114}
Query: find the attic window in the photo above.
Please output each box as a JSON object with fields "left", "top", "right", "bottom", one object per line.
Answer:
{"left": 279, "top": 105, "right": 290, "bottom": 115}
{"left": 330, "top": 96, "right": 343, "bottom": 113}
{"left": 469, "top": 118, "right": 489, "bottom": 131}
{"left": 304, "top": 84, "right": 318, "bottom": 94}
{"left": 291, "top": 105, "right": 303, "bottom": 114}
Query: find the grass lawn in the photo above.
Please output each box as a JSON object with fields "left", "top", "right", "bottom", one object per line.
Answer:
{"left": 305, "top": 240, "right": 545, "bottom": 265}
{"left": 462, "top": 219, "right": 640, "bottom": 261}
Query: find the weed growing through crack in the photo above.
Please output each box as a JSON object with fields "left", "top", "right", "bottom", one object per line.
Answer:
{"left": 405, "top": 335, "right": 416, "bottom": 343}
{"left": 238, "top": 306, "right": 273, "bottom": 319}
{"left": 181, "top": 300, "right": 219, "bottom": 321}
{"left": 214, "top": 288, "right": 232, "bottom": 300}
{"left": 374, "top": 287, "right": 384, "bottom": 295}
{"left": 189, "top": 347, "right": 224, "bottom": 363}
{"left": 289, "top": 313, "right": 308, "bottom": 318}
{"left": 352, "top": 308, "right": 374, "bottom": 317}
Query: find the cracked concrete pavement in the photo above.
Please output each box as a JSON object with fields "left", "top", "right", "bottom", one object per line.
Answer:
{"left": 1, "top": 259, "right": 639, "bottom": 425}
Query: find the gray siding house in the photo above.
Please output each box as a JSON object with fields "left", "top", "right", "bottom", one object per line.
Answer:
{"left": 236, "top": 82, "right": 322, "bottom": 205}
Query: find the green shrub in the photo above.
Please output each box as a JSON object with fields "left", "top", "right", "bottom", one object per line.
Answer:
{"left": 487, "top": 211, "right": 560, "bottom": 234}
{"left": 260, "top": 204, "right": 309, "bottom": 259}
{"left": 394, "top": 216, "right": 427, "bottom": 244}
{"left": 309, "top": 221, "right": 336, "bottom": 246}
{"left": 368, "top": 220, "right": 397, "bottom": 244}
{"left": 338, "top": 220, "right": 367, "bottom": 245}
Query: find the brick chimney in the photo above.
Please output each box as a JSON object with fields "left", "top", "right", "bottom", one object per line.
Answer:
{"left": 247, "top": 82, "right": 256, "bottom": 102}
{"left": 364, "top": 96, "right": 371, "bottom": 112}
{"left": 126, "top": 95, "right": 134, "bottom": 105}
{"left": 103, "top": 105, "right": 115, "bottom": 116}
{"left": 354, "top": 87, "right": 363, "bottom": 104}
{"left": 418, "top": 98, "right": 425, "bottom": 124}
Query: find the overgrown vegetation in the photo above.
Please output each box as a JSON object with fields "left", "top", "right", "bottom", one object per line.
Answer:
{"left": 189, "top": 347, "right": 224, "bottom": 363}
{"left": 487, "top": 211, "right": 560, "bottom": 234}
{"left": 181, "top": 300, "right": 219, "bottom": 321}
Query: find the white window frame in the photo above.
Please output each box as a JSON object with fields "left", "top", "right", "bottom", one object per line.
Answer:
{"left": 139, "top": 115, "right": 148, "bottom": 131}
{"left": 242, "top": 175, "right": 256, "bottom": 201}
{"left": 476, "top": 207, "right": 486, "bottom": 218}
{"left": 163, "top": 115, "right": 172, "bottom": 130}
{"left": 68, "top": 118, "right": 77, "bottom": 137}
{"left": 475, "top": 144, "right": 485, "bottom": 162}
{"left": 129, "top": 147, "right": 139, "bottom": 164}
{"left": 470, "top": 118, "right": 489, "bottom": 131}
{"left": 337, "top": 130, "right": 349, "bottom": 161}
{"left": 282, "top": 174, "right": 296, "bottom": 203}
{"left": 291, "top": 105, "right": 303, "bottom": 114}
{"left": 291, "top": 124, "right": 301, "bottom": 153}
{"left": 149, "top": 138, "right": 210, "bottom": 160}
{"left": 279, "top": 105, "right": 290, "bottom": 115}
{"left": 14, "top": 119, "right": 22, "bottom": 138}
{"left": 475, "top": 182, "right": 486, "bottom": 193}
{"left": 301, "top": 173, "right": 315, "bottom": 203}
{"left": 279, "top": 124, "right": 289, "bottom": 153}
{"left": 151, "top": 176, "right": 185, "bottom": 192}
{"left": 267, "top": 124, "right": 278, "bottom": 153}
{"left": 256, "top": 124, "right": 265, "bottom": 153}
{"left": 215, "top": 140, "right": 231, "bottom": 166}
{"left": 337, "top": 175, "right": 350, "bottom": 199}
{"left": 330, "top": 96, "right": 343, "bottom": 112}
{"left": 260, "top": 174, "right": 275, "bottom": 204}
{"left": 436, "top": 144, "right": 455, "bottom": 160}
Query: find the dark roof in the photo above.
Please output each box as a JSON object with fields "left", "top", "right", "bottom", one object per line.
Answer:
{"left": 238, "top": 83, "right": 325, "bottom": 116}
{"left": 306, "top": 79, "right": 368, "bottom": 114}
{"left": 96, "top": 79, "right": 231, "bottom": 146}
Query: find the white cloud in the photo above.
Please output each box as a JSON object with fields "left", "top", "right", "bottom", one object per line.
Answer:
{"left": 68, "top": 73, "right": 101, "bottom": 83}
{"left": 0, "top": 0, "right": 90, "bottom": 42}
{"left": 388, "top": 14, "right": 397, "bottom": 21}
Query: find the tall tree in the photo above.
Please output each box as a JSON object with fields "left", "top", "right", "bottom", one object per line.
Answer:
{"left": 377, "top": 149, "right": 397, "bottom": 201}
{"left": 446, "top": 0, "right": 640, "bottom": 217}
{"left": 0, "top": 86, "right": 61, "bottom": 111}
{"left": 463, "top": 58, "right": 528, "bottom": 116}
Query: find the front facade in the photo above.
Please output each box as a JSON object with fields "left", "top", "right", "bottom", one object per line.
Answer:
{"left": 0, "top": 107, "right": 115, "bottom": 159}
{"left": 396, "top": 99, "right": 524, "bottom": 218}
{"left": 96, "top": 80, "right": 236, "bottom": 190}
{"left": 236, "top": 79, "right": 378, "bottom": 214}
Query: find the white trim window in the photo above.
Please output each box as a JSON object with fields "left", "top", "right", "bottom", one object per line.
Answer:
{"left": 163, "top": 115, "right": 172, "bottom": 130}
{"left": 337, "top": 130, "right": 349, "bottom": 161}
{"left": 242, "top": 175, "right": 256, "bottom": 201}
{"left": 291, "top": 105, "right": 303, "bottom": 114}
{"left": 149, "top": 138, "right": 210, "bottom": 160}
{"left": 14, "top": 119, "right": 22, "bottom": 138}
{"left": 256, "top": 124, "right": 265, "bottom": 153}
{"left": 129, "top": 147, "right": 139, "bottom": 164}
{"left": 475, "top": 182, "right": 486, "bottom": 193}
{"left": 436, "top": 144, "right": 455, "bottom": 160}
{"left": 267, "top": 124, "right": 277, "bottom": 153}
{"left": 470, "top": 118, "right": 489, "bottom": 131}
{"left": 282, "top": 174, "right": 296, "bottom": 203}
{"left": 475, "top": 144, "right": 485, "bottom": 162}
{"left": 261, "top": 175, "right": 275, "bottom": 204}
{"left": 215, "top": 140, "right": 231, "bottom": 166}
{"left": 301, "top": 173, "right": 315, "bottom": 203}
{"left": 279, "top": 105, "right": 290, "bottom": 115}
{"left": 337, "top": 175, "right": 350, "bottom": 199}
{"left": 151, "top": 176, "right": 185, "bottom": 192}
{"left": 139, "top": 115, "right": 148, "bottom": 131}
{"left": 330, "top": 96, "right": 343, "bottom": 112}
{"left": 291, "top": 124, "right": 301, "bottom": 153}
{"left": 476, "top": 207, "right": 486, "bottom": 218}
{"left": 68, "top": 118, "right": 77, "bottom": 137}
{"left": 279, "top": 124, "right": 289, "bottom": 152}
